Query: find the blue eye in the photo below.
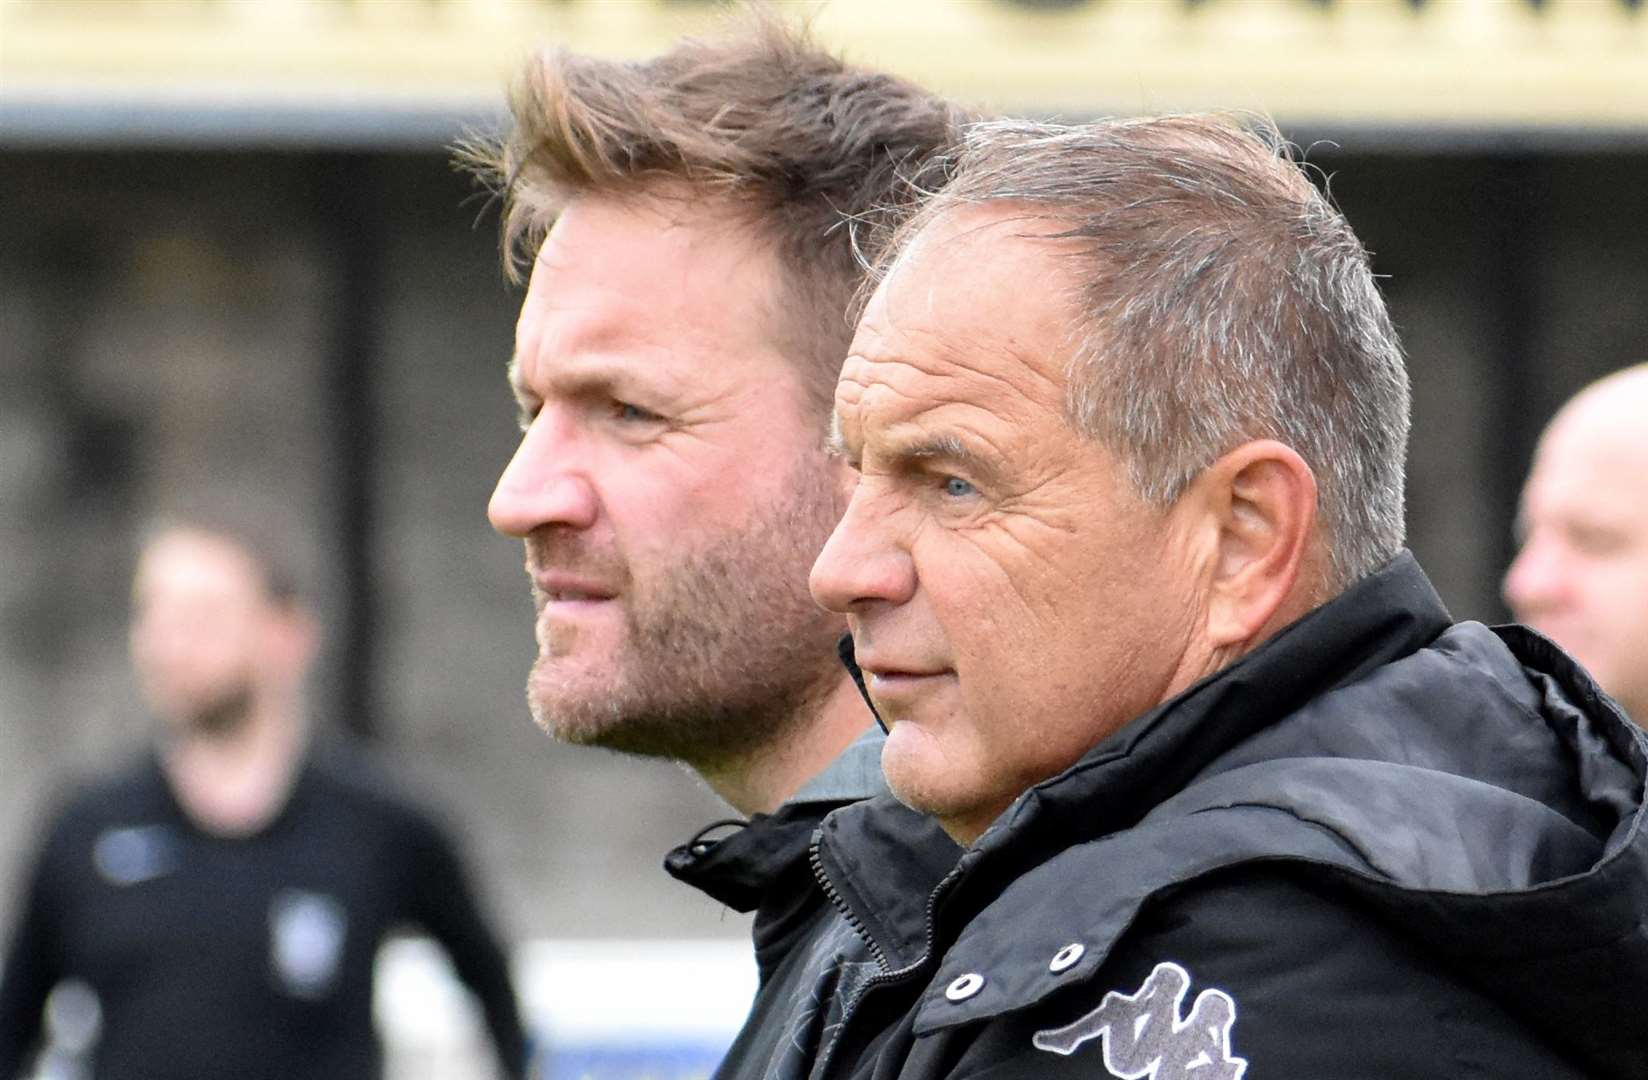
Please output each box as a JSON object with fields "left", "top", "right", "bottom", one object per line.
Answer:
{"left": 943, "top": 476, "right": 976, "bottom": 498}
{"left": 615, "top": 402, "right": 657, "bottom": 423}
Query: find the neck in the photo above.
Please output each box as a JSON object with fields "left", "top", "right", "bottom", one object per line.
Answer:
{"left": 1621, "top": 690, "right": 1647, "bottom": 733}
{"left": 162, "top": 698, "right": 308, "bottom": 835}
{"left": 694, "top": 674, "right": 873, "bottom": 818}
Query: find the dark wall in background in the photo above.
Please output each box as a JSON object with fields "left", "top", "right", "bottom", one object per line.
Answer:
{"left": 1322, "top": 149, "right": 1648, "bottom": 618}
{"left": 2, "top": 144, "right": 1645, "bottom": 940}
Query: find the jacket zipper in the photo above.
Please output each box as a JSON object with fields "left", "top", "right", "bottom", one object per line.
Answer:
{"left": 808, "top": 834, "right": 890, "bottom": 970}
{"left": 808, "top": 835, "right": 968, "bottom": 1078}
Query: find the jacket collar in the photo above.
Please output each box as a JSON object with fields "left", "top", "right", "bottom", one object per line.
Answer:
{"left": 791, "top": 725, "right": 889, "bottom": 805}
{"left": 664, "top": 724, "right": 888, "bottom": 913}
{"left": 817, "top": 551, "right": 1453, "bottom": 968}
{"left": 665, "top": 724, "right": 894, "bottom": 981}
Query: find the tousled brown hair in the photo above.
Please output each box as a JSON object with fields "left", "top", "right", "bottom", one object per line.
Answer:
{"left": 460, "top": 10, "right": 962, "bottom": 413}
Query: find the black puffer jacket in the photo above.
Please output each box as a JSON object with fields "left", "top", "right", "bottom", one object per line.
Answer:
{"left": 807, "top": 553, "right": 1648, "bottom": 1079}
{"left": 664, "top": 728, "right": 958, "bottom": 1080}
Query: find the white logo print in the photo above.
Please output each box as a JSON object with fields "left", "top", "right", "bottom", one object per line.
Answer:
{"left": 1033, "top": 961, "right": 1246, "bottom": 1080}
{"left": 269, "top": 889, "right": 348, "bottom": 999}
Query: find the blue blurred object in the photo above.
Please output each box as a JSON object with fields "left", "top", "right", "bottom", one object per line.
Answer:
{"left": 540, "top": 1039, "right": 728, "bottom": 1080}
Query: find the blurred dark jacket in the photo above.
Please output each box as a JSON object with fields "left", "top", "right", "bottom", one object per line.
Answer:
{"left": 0, "top": 743, "right": 531, "bottom": 1080}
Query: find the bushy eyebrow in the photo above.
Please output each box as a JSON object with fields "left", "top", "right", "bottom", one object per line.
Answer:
{"left": 824, "top": 413, "right": 851, "bottom": 460}
{"left": 902, "top": 433, "right": 971, "bottom": 462}
{"left": 505, "top": 354, "right": 537, "bottom": 432}
{"left": 827, "top": 414, "right": 989, "bottom": 478}
{"left": 889, "top": 433, "right": 996, "bottom": 485}
{"left": 507, "top": 351, "right": 655, "bottom": 408}
{"left": 506, "top": 353, "right": 531, "bottom": 405}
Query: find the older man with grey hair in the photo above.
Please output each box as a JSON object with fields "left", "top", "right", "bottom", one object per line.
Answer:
{"left": 797, "top": 115, "right": 1648, "bottom": 1078}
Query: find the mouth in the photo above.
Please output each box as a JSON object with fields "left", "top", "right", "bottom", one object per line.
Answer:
{"left": 856, "top": 657, "right": 954, "bottom": 700}
{"left": 531, "top": 574, "right": 618, "bottom": 612}
{"left": 540, "top": 588, "right": 615, "bottom": 603}
{"left": 866, "top": 669, "right": 950, "bottom": 685}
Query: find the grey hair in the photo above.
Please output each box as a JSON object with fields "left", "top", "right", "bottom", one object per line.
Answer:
{"left": 863, "top": 114, "right": 1410, "bottom": 589}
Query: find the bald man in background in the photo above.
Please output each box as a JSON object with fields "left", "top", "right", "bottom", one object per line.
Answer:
{"left": 1505, "top": 363, "right": 1648, "bottom": 724}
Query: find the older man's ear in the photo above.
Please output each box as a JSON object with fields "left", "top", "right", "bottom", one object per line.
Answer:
{"left": 1192, "top": 439, "right": 1321, "bottom": 650}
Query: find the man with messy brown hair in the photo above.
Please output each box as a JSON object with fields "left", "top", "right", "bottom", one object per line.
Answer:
{"left": 462, "top": 12, "right": 962, "bottom": 1076}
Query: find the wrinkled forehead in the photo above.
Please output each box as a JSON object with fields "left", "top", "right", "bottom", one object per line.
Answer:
{"left": 838, "top": 207, "right": 1085, "bottom": 431}
{"left": 518, "top": 191, "right": 790, "bottom": 376}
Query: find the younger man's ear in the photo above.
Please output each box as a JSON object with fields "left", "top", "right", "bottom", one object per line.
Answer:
{"left": 1194, "top": 439, "right": 1318, "bottom": 649}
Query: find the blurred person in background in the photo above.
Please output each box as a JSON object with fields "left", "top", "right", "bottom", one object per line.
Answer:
{"left": 1504, "top": 363, "right": 1648, "bottom": 725}
{"left": 469, "top": 11, "right": 962, "bottom": 1076}
{"left": 0, "top": 516, "right": 531, "bottom": 1080}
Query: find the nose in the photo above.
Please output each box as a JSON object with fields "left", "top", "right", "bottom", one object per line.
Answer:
{"left": 1502, "top": 532, "right": 1566, "bottom": 620}
{"left": 488, "top": 414, "right": 599, "bottom": 538}
{"left": 809, "top": 484, "right": 916, "bottom": 613}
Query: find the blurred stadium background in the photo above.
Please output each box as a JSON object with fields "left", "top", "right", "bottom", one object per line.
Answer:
{"left": 2, "top": 0, "right": 1645, "bottom": 1075}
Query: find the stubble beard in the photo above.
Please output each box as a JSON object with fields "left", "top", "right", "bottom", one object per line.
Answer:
{"left": 524, "top": 457, "right": 845, "bottom": 772}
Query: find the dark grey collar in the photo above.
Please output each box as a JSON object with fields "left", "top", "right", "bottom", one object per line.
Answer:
{"left": 789, "top": 725, "right": 888, "bottom": 807}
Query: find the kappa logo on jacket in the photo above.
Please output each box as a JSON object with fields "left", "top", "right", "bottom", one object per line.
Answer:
{"left": 1032, "top": 961, "right": 1246, "bottom": 1080}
